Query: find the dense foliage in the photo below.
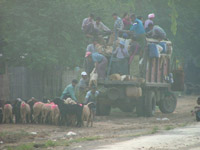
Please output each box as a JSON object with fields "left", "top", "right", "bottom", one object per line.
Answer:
{"left": 0, "top": 0, "right": 199, "bottom": 69}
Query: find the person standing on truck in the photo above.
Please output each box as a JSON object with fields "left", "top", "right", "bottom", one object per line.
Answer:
{"left": 82, "top": 13, "right": 97, "bottom": 37}
{"left": 112, "top": 13, "right": 124, "bottom": 40}
{"left": 144, "top": 13, "right": 155, "bottom": 29}
{"left": 85, "top": 51, "right": 108, "bottom": 79}
{"left": 130, "top": 14, "right": 146, "bottom": 57}
{"left": 147, "top": 23, "right": 167, "bottom": 40}
{"left": 94, "top": 17, "right": 111, "bottom": 36}
{"left": 60, "top": 79, "right": 78, "bottom": 101}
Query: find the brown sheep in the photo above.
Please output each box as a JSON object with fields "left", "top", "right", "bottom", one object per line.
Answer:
{"left": 2, "top": 104, "right": 13, "bottom": 124}
{"left": 42, "top": 103, "right": 52, "bottom": 124}
{"left": 51, "top": 104, "right": 60, "bottom": 125}
{"left": 33, "top": 102, "right": 44, "bottom": 124}
{"left": 82, "top": 102, "right": 95, "bottom": 127}
{"left": 20, "top": 101, "right": 31, "bottom": 124}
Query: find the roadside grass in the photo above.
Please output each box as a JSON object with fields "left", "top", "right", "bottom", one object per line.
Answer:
{"left": 151, "top": 126, "right": 159, "bottom": 134}
{"left": 0, "top": 130, "right": 31, "bottom": 143}
{"left": 164, "top": 125, "right": 175, "bottom": 130}
{"left": 6, "top": 143, "right": 34, "bottom": 150}
{"left": 5, "top": 136, "right": 101, "bottom": 149}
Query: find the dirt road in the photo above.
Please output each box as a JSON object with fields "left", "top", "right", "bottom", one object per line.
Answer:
{"left": 0, "top": 95, "right": 198, "bottom": 150}
{"left": 96, "top": 123, "right": 200, "bottom": 150}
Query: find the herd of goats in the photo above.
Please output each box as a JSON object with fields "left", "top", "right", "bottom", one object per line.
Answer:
{"left": 0, "top": 97, "right": 95, "bottom": 127}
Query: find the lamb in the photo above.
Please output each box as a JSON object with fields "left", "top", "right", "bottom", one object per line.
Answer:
{"left": 20, "top": 101, "right": 31, "bottom": 124}
{"left": 2, "top": 104, "right": 13, "bottom": 124}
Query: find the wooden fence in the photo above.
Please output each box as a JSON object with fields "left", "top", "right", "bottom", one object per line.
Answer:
{"left": 0, "top": 66, "right": 80, "bottom": 101}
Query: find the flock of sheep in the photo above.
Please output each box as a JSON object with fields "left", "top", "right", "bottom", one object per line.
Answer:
{"left": 0, "top": 97, "right": 95, "bottom": 127}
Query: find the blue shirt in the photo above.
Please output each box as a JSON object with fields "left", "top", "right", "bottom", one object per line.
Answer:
{"left": 130, "top": 18, "right": 145, "bottom": 35}
{"left": 92, "top": 52, "right": 104, "bottom": 63}
{"left": 60, "top": 84, "right": 77, "bottom": 101}
{"left": 85, "top": 90, "right": 99, "bottom": 103}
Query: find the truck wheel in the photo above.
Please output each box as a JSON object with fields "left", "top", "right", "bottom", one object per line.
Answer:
{"left": 144, "top": 91, "right": 156, "bottom": 117}
{"left": 136, "top": 97, "right": 145, "bottom": 117}
{"left": 159, "top": 92, "right": 177, "bottom": 113}
{"left": 96, "top": 103, "right": 111, "bottom": 116}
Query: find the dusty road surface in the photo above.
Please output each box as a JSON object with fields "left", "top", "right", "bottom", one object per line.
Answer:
{"left": 0, "top": 95, "right": 199, "bottom": 150}
{"left": 96, "top": 123, "right": 200, "bottom": 150}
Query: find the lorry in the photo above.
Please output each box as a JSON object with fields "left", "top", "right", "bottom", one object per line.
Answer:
{"left": 95, "top": 38, "right": 184, "bottom": 117}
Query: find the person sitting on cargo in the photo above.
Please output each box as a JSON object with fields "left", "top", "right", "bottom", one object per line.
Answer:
{"left": 94, "top": 17, "right": 111, "bottom": 36}
{"left": 147, "top": 23, "right": 167, "bottom": 40}
{"left": 112, "top": 13, "right": 124, "bottom": 40}
{"left": 85, "top": 51, "right": 108, "bottom": 79}
{"left": 82, "top": 13, "right": 97, "bottom": 37}
{"left": 113, "top": 40, "right": 129, "bottom": 59}
{"left": 130, "top": 14, "right": 146, "bottom": 54}
{"left": 112, "top": 40, "right": 129, "bottom": 75}
{"left": 144, "top": 13, "right": 155, "bottom": 30}
{"left": 60, "top": 79, "right": 78, "bottom": 101}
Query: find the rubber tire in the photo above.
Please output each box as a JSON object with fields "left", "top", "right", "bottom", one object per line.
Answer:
{"left": 144, "top": 91, "right": 156, "bottom": 117}
{"left": 159, "top": 92, "right": 177, "bottom": 114}
{"left": 96, "top": 103, "right": 111, "bottom": 116}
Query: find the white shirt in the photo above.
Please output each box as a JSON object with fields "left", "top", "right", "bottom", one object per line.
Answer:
{"left": 81, "top": 18, "right": 95, "bottom": 30}
{"left": 94, "top": 21, "right": 111, "bottom": 32}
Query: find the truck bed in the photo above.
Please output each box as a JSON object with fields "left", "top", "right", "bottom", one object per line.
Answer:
{"left": 97, "top": 79, "right": 142, "bottom": 87}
